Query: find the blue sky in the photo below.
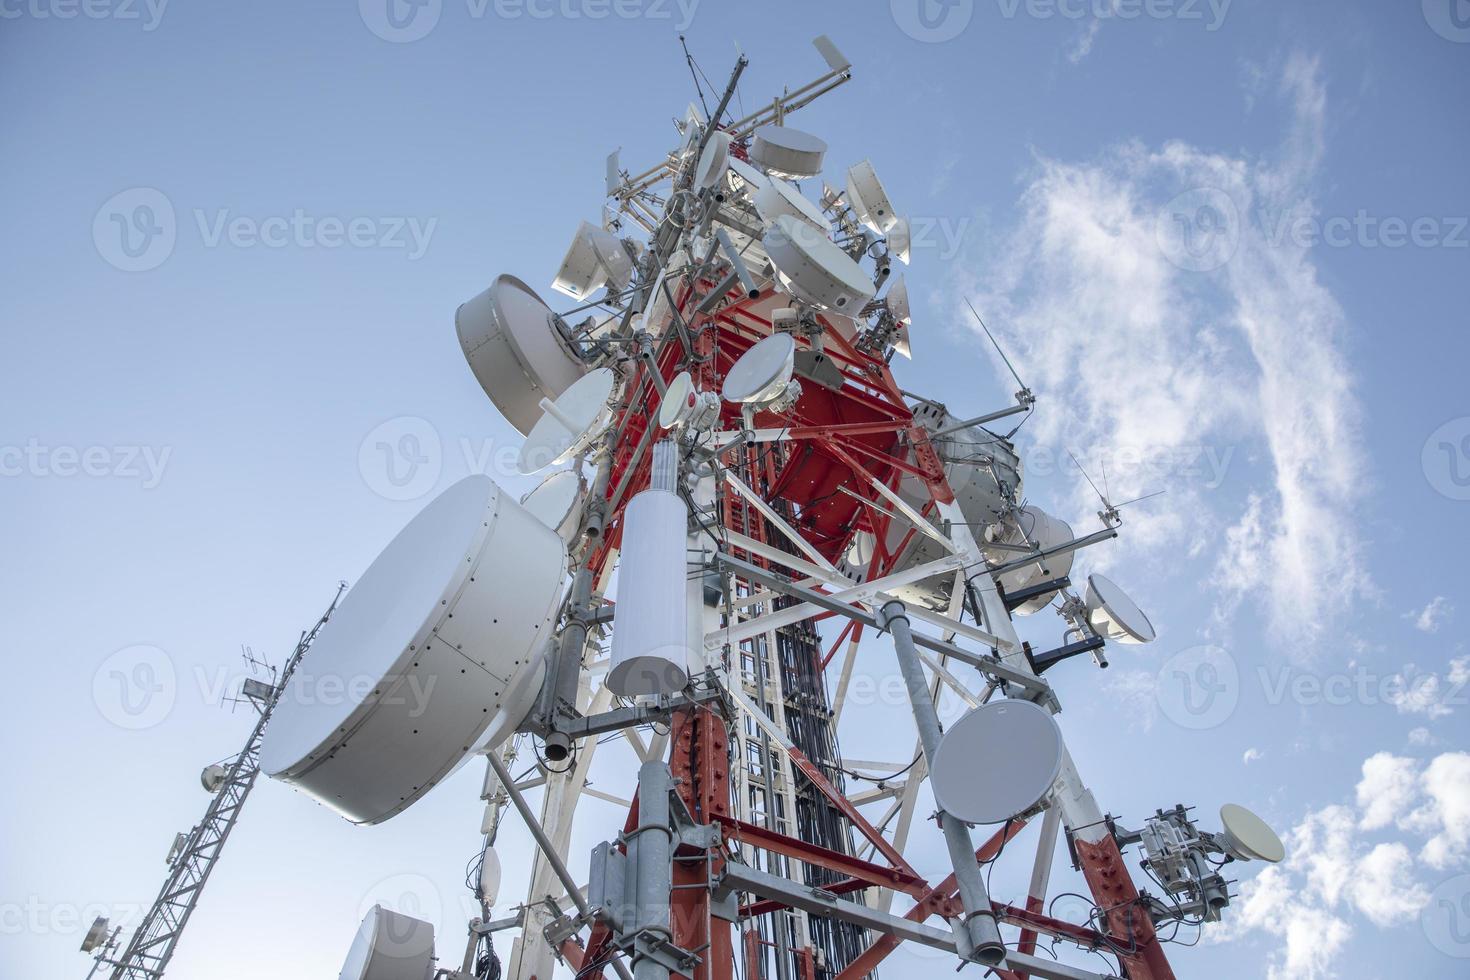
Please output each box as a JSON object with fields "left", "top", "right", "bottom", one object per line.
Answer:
{"left": 2, "top": 1, "right": 1468, "bottom": 978}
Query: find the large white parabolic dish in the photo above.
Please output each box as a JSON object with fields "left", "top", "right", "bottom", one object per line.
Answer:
{"left": 261, "top": 475, "right": 565, "bottom": 825}
{"left": 931, "top": 699, "right": 1064, "bottom": 825}
{"left": 753, "top": 176, "right": 832, "bottom": 231}
{"left": 1085, "top": 573, "right": 1156, "bottom": 644}
{"left": 338, "top": 905, "right": 435, "bottom": 980}
{"left": 521, "top": 469, "right": 584, "bottom": 544}
{"left": 763, "top": 215, "right": 876, "bottom": 313}
{"left": 456, "top": 275, "right": 589, "bottom": 435}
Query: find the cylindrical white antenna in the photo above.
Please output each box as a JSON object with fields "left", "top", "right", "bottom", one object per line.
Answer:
{"left": 608, "top": 441, "right": 690, "bottom": 696}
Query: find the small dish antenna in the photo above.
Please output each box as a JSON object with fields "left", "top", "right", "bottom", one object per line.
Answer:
{"left": 845, "top": 159, "right": 899, "bottom": 233}
{"left": 763, "top": 214, "right": 877, "bottom": 313}
{"left": 753, "top": 176, "right": 832, "bottom": 231}
{"left": 886, "top": 216, "right": 911, "bottom": 264}
{"left": 931, "top": 699, "right": 1064, "bottom": 825}
{"left": 723, "top": 333, "right": 797, "bottom": 405}
{"left": 1085, "top": 573, "right": 1156, "bottom": 644}
{"left": 551, "top": 221, "right": 634, "bottom": 300}
{"left": 338, "top": 905, "right": 436, "bottom": 980}
{"left": 200, "top": 763, "right": 229, "bottom": 794}
{"left": 517, "top": 367, "right": 616, "bottom": 474}
{"left": 260, "top": 475, "right": 564, "bottom": 824}
{"left": 659, "top": 370, "right": 720, "bottom": 432}
{"left": 693, "top": 130, "right": 731, "bottom": 191}
{"left": 749, "top": 125, "right": 827, "bottom": 178}
{"left": 479, "top": 846, "right": 503, "bottom": 907}
{"left": 80, "top": 917, "right": 110, "bottom": 953}
{"left": 1218, "top": 804, "right": 1285, "bottom": 863}
{"left": 456, "top": 275, "right": 590, "bottom": 435}
{"left": 520, "top": 469, "right": 585, "bottom": 544}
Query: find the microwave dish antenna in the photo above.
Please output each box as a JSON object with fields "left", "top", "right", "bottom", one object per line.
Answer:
{"left": 749, "top": 125, "right": 827, "bottom": 178}
{"left": 763, "top": 214, "right": 876, "bottom": 313}
{"left": 1084, "top": 573, "right": 1156, "bottom": 644}
{"left": 931, "top": 699, "right": 1064, "bottom": 825}
{"left": 516, "top": 366, "right": 616, "bottom": 474}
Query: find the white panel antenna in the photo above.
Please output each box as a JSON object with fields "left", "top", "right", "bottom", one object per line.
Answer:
{"left": 845, "top": 159, "right": 899, "bottom": 233}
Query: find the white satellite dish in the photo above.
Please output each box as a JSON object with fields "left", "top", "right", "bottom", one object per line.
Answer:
{"left": 1219, "top": 804, "right": 1285, "bottom": 863}
{"left": 931, "top": 699, "right": 1063, "bottom": 825}
{"left": 749, "top": 125, "right": 827, "bottom": 178}
{"left": 479, "top": 846, "right": 503, "bottom": 906}
{"left": 723, "top": 333, "right": 796, "bottom": 404}
{"left": 753, "top": 176, "right": 831, "bottom": 231}
{"left": 763, "top": 214, "right": 877, "bottom": 313}
{"left": 80, "top": 916, "right": 110, "bottom": 953}
{"left": 994, "top": 507, "right": 1076, "bottom": 615}
{"left": 261, "top": 475, "right": 564, "bottom": 825}
{"left": 659, "top": 370, "right": 720, "bottom": 431}
{"left": 551, "top": 221, "right": 634, "bottom": 300}
{"left": 886, "top": 216, "right": 911, "bottom": 264}
{"left": 520, "top": 469, "right": 584, "bottom": 544}
{"left": 694, "top": 130, "right": 731, "bottom": 191}
{"left": 845, "top": 159, "right": 899, "bottom": 233}
{"left": 517, "top": 367, "right": 616, "bottom": 474}
{"left": 887, "top": 276, "right": 913, "bottom": 359}
{"left": 456, "top": 275, "right": 590, "bottom": 436}
{"left": 1085, "top": 573, "right": 1156, "bottom": 644}
{"left": 200, "top": 763, "right": 228, "bottom": 794}
{"left": 338, "top": 905, "right": 436, "bottom": 980}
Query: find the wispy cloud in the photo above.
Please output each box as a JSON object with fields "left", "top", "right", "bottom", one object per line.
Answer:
{"left": 950, "top": 52, "right": 1368, "bottom": 651}
{"left": 1406, "top": 595, "right": 1452, "bottom": 634}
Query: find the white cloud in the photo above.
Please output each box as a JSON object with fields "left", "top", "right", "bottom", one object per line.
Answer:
{"left": 953, "top": 51, "right": 1367, "bottom": 649}
{"left": 1385, "top": 657, "right": 1469, "bottom": 720}
{"left": 1407, "top": 727, "right": 1436, "bottom": 746}
{"left": 1243, "top": 747, "right": 1264, "bottom": 764}
{"left": 1067, "top": 17, "right": 1104, "bottom": 64}
{"left": 1406, "top": 595, "right": 1451, "bottom": 633}
{"left": 1356, "top": 752, "right": 1418, "bottom": 831}
{"left": 1412, "top": 752, "right": 1470, "bottom": 869}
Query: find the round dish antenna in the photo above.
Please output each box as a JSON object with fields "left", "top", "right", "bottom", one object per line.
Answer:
{"left": 694, "top": 130, "right": 731, "bottom": 191}
{"left": 723, "top": 333, "right": 796, "bottom": 405}
{"left": 886, "top": 216, "right": 911, "bottom": 264}
{"left": 200, "top": 763, "right": 228, "bottom": 794}
{"left": 1085, "top": 573, "right": 1156, "bottom": 644}
{"left": 455, "top": 275, "right": 589, "bottom": 435}
{"left": 993, "top": 507, "right": 1076, "bottom": 615}
{"left": 931, "top": 699, "right": 1063, "bottom": 825}
{"left": 261, "top": 475, "right": 565, "bottom": 824}
{"left": 551, "top": 221, "right": 634, "bottom": 300}
{"left": 749, "top": 125, "right": 827, "bottom": 178}
{"left": 338, "top": 905, "right": 436, "bottom": 980}
{"left": 1219, "top": 804, "right": 1285, "bottom": 863}
{"left": 517, "top": 367, "right": 616, "bottom": 474}
{"left": 520, "top": 469, "right": 585, "bottom": 543}
{"left": 80, "top": 917, "right": 110, "bottom": 954}
{"left": 845, "top": 159, "right": 899, "bottom": 233}
{"left": 659, "top": 370, "right": 720, "bottom": 431}
{"left": 763, "top": 214, "right": 877, "bottom": 313}
{"left": 479, "top": 845, "right": 503, "bottom": 907}
{"left": 753, "top": 176, "right": 832, "bottom": 231}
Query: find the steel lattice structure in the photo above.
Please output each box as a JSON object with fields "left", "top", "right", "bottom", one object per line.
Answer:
{"left": 89, "top": 587, "right": 344, "bottom": 980}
